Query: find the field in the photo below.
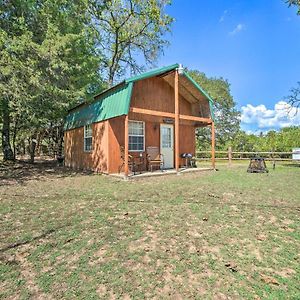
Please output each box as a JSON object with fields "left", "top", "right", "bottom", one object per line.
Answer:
{"left": 0, "top": 161, "right": 299, "bottom": 299}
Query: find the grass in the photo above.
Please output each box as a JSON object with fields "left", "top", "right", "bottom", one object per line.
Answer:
{"left": 0, "top": 160, "right": 299, "bottom": 299}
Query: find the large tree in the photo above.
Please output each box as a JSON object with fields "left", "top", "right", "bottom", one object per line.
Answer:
{"left": 188, "top": 70, "right": 240, "bottom": 150}
{"left": 1, "top": 0, "right": 173, "bottom": 161}
{"left": 90, "top": 0, "right": 173, "bottom": 85}
{"left": 0, "top": 0, "right": 102, "bottom": 161}
{"left": 286, "top": 1, "right": 300, "bottom": 108}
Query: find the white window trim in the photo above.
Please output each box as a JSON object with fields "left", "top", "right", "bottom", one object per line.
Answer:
{"left": 128, "top": 120, "right": 145, "bottom": 152}
{"left": 84, "top": 124, "right": 93, "bottom": 152}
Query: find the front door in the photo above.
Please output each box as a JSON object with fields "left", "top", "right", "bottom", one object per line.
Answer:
{"left": 160, "top": 124, "right": 174, "bottom": 169}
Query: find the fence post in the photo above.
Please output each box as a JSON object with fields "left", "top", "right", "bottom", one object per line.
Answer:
{"left": 228, "top": 146, "right": 232, "bottom": 166}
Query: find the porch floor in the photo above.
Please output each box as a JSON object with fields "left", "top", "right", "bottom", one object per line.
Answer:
{"left": 110, "top": 167, "right": 214, "bottom": 179}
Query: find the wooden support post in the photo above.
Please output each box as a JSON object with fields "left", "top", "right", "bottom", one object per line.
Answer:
{"left": 175, "top": 69, "right": 180, "bottom": 172}
{"left": 228, "top": 146, "right": 232, "bottom": 166}
{"left": 124, "top": 115, "right": 129, "bottom": 178}
{"left": 211, "top": 121, "right": 216, "bottom": 169}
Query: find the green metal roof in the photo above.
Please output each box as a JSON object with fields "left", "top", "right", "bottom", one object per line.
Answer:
{"left": 64, "top": 82, "right": 133, "bottom": 130}
{"left": 64, "top": 63, "right": 215, "bottom": 131}
{"left": 125, "top": 63, "right": 179, "bottom": 83}
{"left": 182, "top": 71, "right": 215, "bottom": 120}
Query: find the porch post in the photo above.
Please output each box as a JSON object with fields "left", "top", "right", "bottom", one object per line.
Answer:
{"left": 175, "top": 69, "right": 180, "bottom": 172}
{"left": 124, "top": 114, "right": 129, "bottom": 178}
{"left": 211, "top": 121, "right": 216, "bottom": 169}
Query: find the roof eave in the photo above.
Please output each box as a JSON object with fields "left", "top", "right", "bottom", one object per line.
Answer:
{"left": 125, "top": 63, "right": 179, "bottom": 83}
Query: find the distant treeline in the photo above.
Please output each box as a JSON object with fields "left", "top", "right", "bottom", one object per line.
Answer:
{"left": 197, "top": 126, "right": 300, "bottom": 152}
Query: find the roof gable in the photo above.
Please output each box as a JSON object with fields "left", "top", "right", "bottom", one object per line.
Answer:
{"left": 65, "top": 64, "right": 215, "bottom": 131}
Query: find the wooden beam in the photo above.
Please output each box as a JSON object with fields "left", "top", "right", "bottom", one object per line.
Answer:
{"left": 130, "top": 107, "right": 174, "bottom": 119}
{"left": 124, "top": 115, "right": 129, "bottom": 178}
{"left": 179, "top": 114, "right": 212, "bottom": 123}
{"left": 175, "top": 70, "right": 180, "bottom": 172}
{"left": 211, "top": 121, "right": 216, "bottom": 170}
{"left": 130, "top": 107, "right": 212, "bottom": 124}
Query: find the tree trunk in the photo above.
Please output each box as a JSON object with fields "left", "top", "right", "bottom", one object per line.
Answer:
{"left": 29, "top": 133, "right": 37, "bottom": 163}
{"left": 12, "top": 114, "right": 19, "bottom": 160}
{"left": 57, "top": 125, "right": 64, "bottom": 158}
{"left": 1, "top": 97, "right": 14, "bottom": 161}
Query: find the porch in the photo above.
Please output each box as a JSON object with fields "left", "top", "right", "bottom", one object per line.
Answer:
{"left": 121, "top": 66, "right": 216, "bottom": 178}
{"left": 111, "top": 165, "right": 213, "bottom": 180}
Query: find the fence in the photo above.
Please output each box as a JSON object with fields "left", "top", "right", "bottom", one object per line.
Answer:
{"left": 195, "top": 147, "right": 299, "bottom": 165}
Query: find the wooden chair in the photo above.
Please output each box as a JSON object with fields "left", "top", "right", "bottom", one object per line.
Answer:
{"left": 146, "top": 146, "right": 164, "bottom": 172}
{"left": 119, "top": 146, "right": 144, "bottom": 174}
{"left": 118, "top": 146, "right": 134, "bottom": 174}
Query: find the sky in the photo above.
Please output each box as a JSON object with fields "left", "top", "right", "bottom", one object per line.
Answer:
{"left": 156, "top": 0, "right": 300, "bottom": 133}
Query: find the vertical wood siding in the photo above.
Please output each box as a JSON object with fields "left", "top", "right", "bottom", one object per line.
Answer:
{"left": 64, "top": 121, "right": 109, "bottom": 172}
{"left": 65, "top": 76, "right": 201, "bottom": 173}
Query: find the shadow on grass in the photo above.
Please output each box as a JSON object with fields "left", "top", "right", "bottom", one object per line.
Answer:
{"left": 281, "top": 163, "right": 300, "bottom": 168}
{"left": 0, "top": 158, "right": 94, "bottom": 186}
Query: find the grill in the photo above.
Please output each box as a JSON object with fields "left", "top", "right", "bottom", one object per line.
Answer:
{"left": 247, "top": 156, "right": 269, "bottom": 173}
{"left": 180, "top": 153, "right": 196, "bottom": 168}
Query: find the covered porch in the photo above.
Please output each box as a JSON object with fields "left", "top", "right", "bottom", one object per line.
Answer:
{"left": 112, "top": 165, "right": 213, "bottom": 180}
{"left": 121, "top": 66, "right": 216, "bottom": 179}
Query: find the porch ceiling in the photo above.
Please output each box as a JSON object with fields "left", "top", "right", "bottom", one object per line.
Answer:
{"left": 161, "top": 71, "right": 208, "bottom": 105}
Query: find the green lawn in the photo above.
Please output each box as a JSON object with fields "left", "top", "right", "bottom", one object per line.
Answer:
{"left": 0, "top": 161, "right": 299, "bottom": 299}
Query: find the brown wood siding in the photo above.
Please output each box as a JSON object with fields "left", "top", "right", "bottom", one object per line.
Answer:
{"left": 108, "top": 116, "right": 125, "bottom": 174}
{"left": 131, "top": 77, "right": 194, "bottom": 116}
{"left": 130, "top": 76, "right": 209, "bottom": 119}
{"left": 179, "top": 125, "right": 195, "bottom": 166}
{"left": 108, "top": 113, "right": 196, "bottom": 173}
{"left": 64, "top": 121, "right": 109, "bottom": 172}
{"left": 65, "top": 76, "right": 202, "bottom": 173}
{"left": 108, "top": 114, "right": 161, "bottom": 173}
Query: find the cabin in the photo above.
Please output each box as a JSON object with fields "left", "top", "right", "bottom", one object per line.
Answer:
{"left": 64, "top": 64, "right": 216, "bottom": 178}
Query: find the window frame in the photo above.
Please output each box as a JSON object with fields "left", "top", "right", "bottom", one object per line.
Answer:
{"left": 128, "top": 120, "right": 145, "bottom": 152}
{"left": 84, "top": 124, "right": 93, "bottom": 152}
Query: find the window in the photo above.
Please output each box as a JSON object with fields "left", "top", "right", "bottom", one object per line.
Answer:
{"left": 161, "top": 126, "right": 172, "bottom": 148}
{"left": 129, "top": 121, "right": 144, "bottom": 151}
{"left": 84, "top": 124, "right": 93, "bottom": 152}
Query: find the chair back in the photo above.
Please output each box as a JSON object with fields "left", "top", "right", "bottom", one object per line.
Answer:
{"left": 147, "top": 146, "right": 161, "bottom": 161}
{"left": 120, "top": 146, "right": 125, "bottom": 160}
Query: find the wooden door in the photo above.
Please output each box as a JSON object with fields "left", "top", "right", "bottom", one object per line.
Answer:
{"left": 160, "top": 124, "right": 174, "bottom": 169}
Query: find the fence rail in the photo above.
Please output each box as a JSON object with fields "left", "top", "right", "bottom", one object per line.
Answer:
{"left": 195, "top": 148, "right": 299, "bottom": 163}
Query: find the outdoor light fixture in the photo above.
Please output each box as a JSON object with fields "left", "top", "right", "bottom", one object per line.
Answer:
{"left": 177, "top": 63, "right": 184, "bottom": 74}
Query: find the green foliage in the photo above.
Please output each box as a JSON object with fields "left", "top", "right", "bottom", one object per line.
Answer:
{"left": 0, "top": 0, "right": 102, "bottom": 124}
{"left": 287, "top": 0, "right": 300, "bottom": 14}
{"left": 90, "top": 0, "right": 174, "bottom": 84}
{"left": 0, "top": 0, "right": 173, "bottom": 160}
{"left": 231, "top": 126, "right": 300, "bottom": 152}
{"left": 0, "top": 0, "right": 104, "bottom": 159}
{"left": 188, "top": 70, "right": 240, "bottom": 150}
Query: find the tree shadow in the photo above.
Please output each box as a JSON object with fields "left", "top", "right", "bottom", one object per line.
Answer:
{"left": 0, "top": 158, "right": 94, "bottom": 186}
{"left": 281, "top": 163, "right": 300, "bottom": 168}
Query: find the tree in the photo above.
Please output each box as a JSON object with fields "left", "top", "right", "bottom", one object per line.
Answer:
{"left": 188, "top": 70, "right": 240, "bottom": 150}
{"left": 287, "top": 0, "right": 300, "bottom": 14}
{"left": 286, "top": 1, "right": 300, "bottom": 108}
{"left": 0, "top": 0, "right": 102, "bottom": 161}
{"left": 90, "top": 0, "right": 173, "bottom": 85}
{"left": 286, "top": 82, "right": 300, "bottom": 110}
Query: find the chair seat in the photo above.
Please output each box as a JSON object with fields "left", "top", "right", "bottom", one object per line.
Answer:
{"left": 149, "top": 159, "right": 161, "bottom": 163}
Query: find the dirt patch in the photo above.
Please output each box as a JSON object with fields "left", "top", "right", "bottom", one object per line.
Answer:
{"left": 128, "top": 230, "right": 159, "bottom": 253}
{"left": 15, "top": 250, "right": 52, "bottom": 299}
{"left": 96, "top": 284, "right": 107, "bottom": 297}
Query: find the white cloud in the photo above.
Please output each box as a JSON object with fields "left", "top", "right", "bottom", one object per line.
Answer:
{"left": 241, "top": 101, "right": 300, "bottom": 130}
{"left": 219, "top": 10, "right": 228, "bottom": 23}
{"left": 229, "top": 23, "right": 245, "bottom": 35}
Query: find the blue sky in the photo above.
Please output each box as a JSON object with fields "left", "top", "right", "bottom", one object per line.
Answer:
{"left": 157, "top": 0, "right": 300, "bottom": 132}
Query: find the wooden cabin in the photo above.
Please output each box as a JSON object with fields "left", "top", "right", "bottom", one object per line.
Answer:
{"left": 64, "top": 64, "right": 215, "bottom": 177}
